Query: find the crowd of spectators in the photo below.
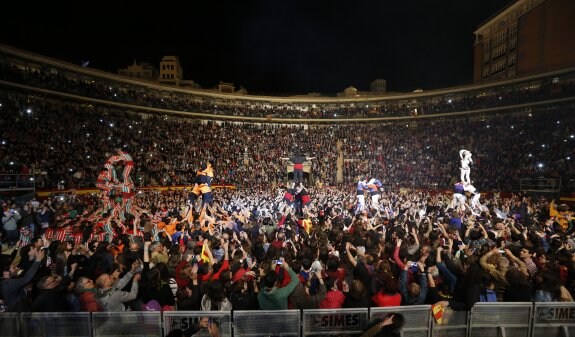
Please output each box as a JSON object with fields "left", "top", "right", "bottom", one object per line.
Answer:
{"left": 1, "top": 54, "right": 575, "bottom": 120}
{"left": 0, "top": 185, "right": 573, "bottom": 337}
{"left": 0, "top": 89, "right": 574, "bottom": 192}
{"left": 1, "top": 46, "right": 575, "bottom": 337}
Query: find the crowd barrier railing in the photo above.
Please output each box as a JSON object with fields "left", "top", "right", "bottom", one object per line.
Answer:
{"left": 233, "top": 310, "right": 299, "bottom": 337}
{"left": 532, "top": 302, "right": 575, "bottom": 337}
{"left": 19, "top": 312, "right": 92, "bottom": 337}
{"left": 1, "top": 312, "right": 20, "bottom": 337}
{"left": 430, "top": 306, "right": 468, "bottom": 337}
{"left": 469, "top": 302, "right": 532, "bottom": 337}
{"left": 302, "top": 308, "right": 369, "bottom": 337}
{"left": 1, "top": 302, "right": 574, "bottom": 337}
{"left": 92, "top": 311, "right": 162, "bottom": 337}
{"left": 164, "top": 311, "right": 232, "bottom": 337}
{"left": 371, "top": 305, "right": 431, "bottom": 337}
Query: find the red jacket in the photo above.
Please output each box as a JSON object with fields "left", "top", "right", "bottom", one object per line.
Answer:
{"left": 319, "top": 290, "right": 346, "bottom": 309}
{"left": 78, "top": 290, "right": 102, "bottom": 312}
{"left": 371, "top": 292, "right": 401, "bottom": 307}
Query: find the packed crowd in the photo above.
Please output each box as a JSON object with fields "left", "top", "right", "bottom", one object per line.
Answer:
{"left": 1, "top": 89, "right": 574, "bottom": 192}
{"left": 0, "top": 185, "right": 574, "bottom": 337}
{"left": 1, "top": 53, "right": 575, "bottom": 120}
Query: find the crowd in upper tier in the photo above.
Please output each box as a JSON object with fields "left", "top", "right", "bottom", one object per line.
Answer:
{"left": 1, "top": 56, "right": 575, "bottom": 119}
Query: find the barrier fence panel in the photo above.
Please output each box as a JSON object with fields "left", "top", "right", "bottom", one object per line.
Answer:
{"left": 19, "top": 312, "right": 91, "bottom": 337}
{"left": 370, "top": 305, "right": 431, "bottom": 337}
{"left": 233, "top": 310, "right": 300, "bottom": 337}
{"left": 163, "top": 311, "right": 232, "bottom": 337}
{"left": 302, "top": 308, "right": 369, "bottom": 337}
{"left": 0, "top": 313, "right": 20, "bottom": 337}
{"left": 533, "top": 302, "right": 575, "bottom": 337}
{"left": 469, "top": 302, "right": 532, "bottom": 337}
{"left": 92, "top": 312, "right": 161, "bottom": 337}
{"left": 431, "top": 308, "right": 468, "bottom": 337}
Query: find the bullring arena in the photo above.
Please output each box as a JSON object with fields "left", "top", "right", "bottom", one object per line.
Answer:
{"left": 0, "top": 32, "right": 574, "bottom": 337}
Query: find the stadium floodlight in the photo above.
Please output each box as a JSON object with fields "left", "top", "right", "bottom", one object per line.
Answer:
{"left": 537, "top": 163, "right": 544, "bottom": 168}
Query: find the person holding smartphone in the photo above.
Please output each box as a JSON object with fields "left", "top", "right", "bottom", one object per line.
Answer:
{"left": 257, "top": 257, "right": 299, "bottom": 310}
{"left": 2, "top": 208, "right": 21, "bottom": 248}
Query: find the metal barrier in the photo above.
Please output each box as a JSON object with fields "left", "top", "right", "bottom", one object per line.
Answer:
{"left": 92, "top": 311, "right": 162, "bottom": 337}
{"left": 0, "top": 313, "right": 20, "bottom": 337}
{"left": 533, "top": 302, "right": 575, "bottom": 337}
{"left": 370, "top": 305, "right": 431, "bottom": 337}
{"left": 163, "top": 311, "right": 232, "bottom": 337}
{"left": 233, "top": 310, "right": 300, "bottom": 337}
{"left": 19, "top": 312, "right": 91, "bottom": 337}
{"left": 469, "top": 302, "right": 533, "bottom": 337}
{"left": 431, "top": 307, "right": 468, "bottom": 337}
{"left": 302, "top": 308, "right": 369, "bottom": 337}
{"left": 3, "top": 303, "right": 575, "bottom": 337}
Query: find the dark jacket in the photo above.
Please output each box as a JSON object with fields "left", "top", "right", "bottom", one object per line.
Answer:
{"left": 2, "top": 260, "right": 41, "bottom": 311}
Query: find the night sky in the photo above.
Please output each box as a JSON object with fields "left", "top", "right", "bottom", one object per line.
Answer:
{"left": 1, "top": 0, "right": 514, "bottom": 95}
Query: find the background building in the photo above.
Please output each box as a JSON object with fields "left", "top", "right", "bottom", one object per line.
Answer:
{"left": 473, "top": 0, "right": 575, "bottom": 82}
{"left": 158, "top": 56, "right": 184, "bottom": 86}
{"left": 118, "top": 60, "right": 158, "bottom": 81}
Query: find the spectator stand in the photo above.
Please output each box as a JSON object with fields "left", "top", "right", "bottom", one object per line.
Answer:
{"left": 370, "top": 305, "right": 431, "bottom": 337}
{"left": 233, "top": 310, "right": 300, "bottom": 337}
{"left": 302, "top": 308, "right": 369, "bottom": 337}
{"left": 164, "top": 311, "right": 232, "bottom": 337}
{"left": 533, "top": 302, "right": 575, "bottom": 337}
{"left": 468, "top": 302, "right": 532, "bottom": 337}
